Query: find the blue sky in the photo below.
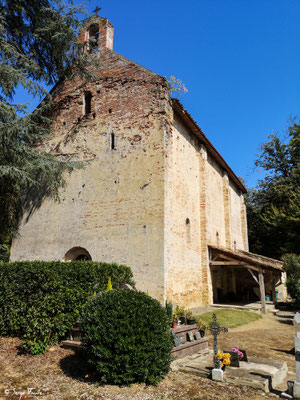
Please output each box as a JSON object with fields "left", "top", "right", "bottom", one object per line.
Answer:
{"left": 16, "top": 0, "right": 300, "bottom": 187}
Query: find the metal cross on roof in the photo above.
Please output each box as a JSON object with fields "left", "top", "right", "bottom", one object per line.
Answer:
{"left": 209, "top": 313, "right": 228, "bottom": 369}
{"left": 93, "top": 6, "right": 102, "bottom": 16}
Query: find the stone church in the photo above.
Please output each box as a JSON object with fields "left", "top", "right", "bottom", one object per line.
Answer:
{"left": 10, "top": 16, "right": 284, "bottom": 310}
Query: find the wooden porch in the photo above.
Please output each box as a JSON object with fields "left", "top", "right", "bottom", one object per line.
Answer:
{"left": 208, "top": 245, "right": 284, "bottom": 314}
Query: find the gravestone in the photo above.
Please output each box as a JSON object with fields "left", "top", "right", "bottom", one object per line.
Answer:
{"left": 224, "top": 351, "right": 239, "bottom": 367}
{"left": 187, "top": 331, "right": 194, "bottom": 342}
{"left": 209, "top": 313, "right": 228, "bottom": 381}
{"left": 179, "top": 335, "right": 186, "bottom": 344}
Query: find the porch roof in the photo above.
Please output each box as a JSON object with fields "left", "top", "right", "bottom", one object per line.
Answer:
{"left": 208, "top": 245, "right": 284, "bottom": 272}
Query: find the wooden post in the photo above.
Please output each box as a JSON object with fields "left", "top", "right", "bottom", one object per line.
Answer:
{"left": 259, "top": 269, "right": 266, "bottom": 314}
{"left": 272, "top": 273, "right": 276, "bottom": 304}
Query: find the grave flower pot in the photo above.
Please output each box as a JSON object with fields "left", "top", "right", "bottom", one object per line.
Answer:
{"left": 199, "top": 329, "right": 205, "bottom": 337}
{"left": 187, "top": 318, "right": 196, "bottom": 325}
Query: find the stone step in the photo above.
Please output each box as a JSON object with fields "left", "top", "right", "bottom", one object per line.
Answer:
{"left": 61, "top": 339, "right": 82, "bottom": 351}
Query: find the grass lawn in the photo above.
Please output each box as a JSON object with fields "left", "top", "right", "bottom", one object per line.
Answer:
{"left": 195, "top": 308, "right": 262, "bottom": 329}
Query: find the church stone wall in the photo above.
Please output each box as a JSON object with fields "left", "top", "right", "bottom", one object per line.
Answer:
{"left": 164, "top": 113, "right": 249, "bottom": 308}
{"left": 164, "top": 115, "right": 202, "bottom": 308}
{"left": 229, "top": 181, "right": 244, "bottom": 250}
{"left": 205, "top": 155, "right": 226, "bottom": 247}
{"left": 10, "top": 49, "right": 171, "bottom": 301}
{"left": 10, "top": 44, "right": 249, "bottom": 307}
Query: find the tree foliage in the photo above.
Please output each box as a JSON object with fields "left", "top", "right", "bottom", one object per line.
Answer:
{"left": 283, "top": 254, "right": 300, "bottom": 304}
{"left": 0, "top": 0, "right": 93, "bottom": 251}
{"left": 246, "top": 122, "right": 300, "bottom": 258}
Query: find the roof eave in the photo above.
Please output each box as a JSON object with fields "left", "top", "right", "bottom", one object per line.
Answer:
{"left": 172, "top": 99, "right": 247, "bottom": 194}
{"left": 208, "top": 244, "right": 284, "bottom": 272}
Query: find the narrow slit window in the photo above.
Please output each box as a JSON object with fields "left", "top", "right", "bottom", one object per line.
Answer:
{"left": 84, "top": 92, "right": 92, "bottom": 115}
{"left": 111, "top": 133, "right": 115, "bottom": 150}
{"left": 186, "top": 218, "right": 191, "bottom": 243}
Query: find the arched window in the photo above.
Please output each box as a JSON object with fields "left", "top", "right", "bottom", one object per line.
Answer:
{"left": 88, "top": 24, "right": 99, "bottom": 53}
{"left": 84, "top": 91, "right": 92, "bottom": 115}
{"left": 64, "top": 247, "right": 92, "bottom": 262}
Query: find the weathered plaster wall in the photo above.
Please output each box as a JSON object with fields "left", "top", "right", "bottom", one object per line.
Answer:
{"left": 164, "top": 115, "right": 202, "bottom": 308}
{"left": 164, "top": 114, "right": 249, "bottom": 308}
{"left": 10, "top": 49, "right": 171, "bottom": 301}
{"left": 229, "top": 181, "right": 244, "bottom": 250}
{"left": 205, "top": 155, "right": 226, "bottom": 247}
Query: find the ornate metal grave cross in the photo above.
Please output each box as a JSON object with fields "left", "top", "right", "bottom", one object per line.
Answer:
{"left": 209, "top": 313, "right": 228, "bottom": 369}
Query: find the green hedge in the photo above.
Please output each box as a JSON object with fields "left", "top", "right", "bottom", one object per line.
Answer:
{"left": 0, "top": 260, "right": 134, "bottom": 354}
{"left": 81, "top": 290, "right": 173, "bottom": 385}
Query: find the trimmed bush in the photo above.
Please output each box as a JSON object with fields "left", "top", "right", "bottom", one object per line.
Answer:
{"left": 0, "top": 260, "right": 134, "bottom": 353}
{"left": 80, "top": 290, "right": 173, "bottom": 385}
{"left": 284, "top": 254, "right": 300, "bottom": 304}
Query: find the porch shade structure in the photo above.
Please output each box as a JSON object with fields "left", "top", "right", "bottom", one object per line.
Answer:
{"left": 208, "top": 245, "right": 284, "bottom": 314}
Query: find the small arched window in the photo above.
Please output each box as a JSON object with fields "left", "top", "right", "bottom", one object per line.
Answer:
{"left": 88, "top": 24, "right": 99, "bottom": 53}
{"left": 64, "top": 247, "right": 92, "bottom": 262}
{"left": 84, "top": 91, "right": 92, "bottom": 115}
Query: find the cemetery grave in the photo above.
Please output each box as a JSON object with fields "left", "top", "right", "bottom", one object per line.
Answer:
{"left": 62, "top": 322, "right": 209, "bottom": 360}
{"left": 0, "top": 311, "right": 295, "bottom": 399}
{"left": 172, "top": 313, "right": 288, "bottom": 393}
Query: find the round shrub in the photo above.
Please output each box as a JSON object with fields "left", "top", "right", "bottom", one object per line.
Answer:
{"left": 80, "top": 290, "right": 173, "bottom": 385}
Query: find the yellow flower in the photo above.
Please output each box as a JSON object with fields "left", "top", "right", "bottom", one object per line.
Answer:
{"left": 216, "top": 352, "right": 231, "bottom": 367}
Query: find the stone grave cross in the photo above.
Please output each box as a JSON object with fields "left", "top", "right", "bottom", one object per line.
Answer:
{"left": 209, "top": 313, "right": 228, "bottom": 370}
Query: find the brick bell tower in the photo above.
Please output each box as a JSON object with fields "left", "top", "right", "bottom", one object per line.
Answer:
{"left": 78, "top": 16, "right": 114, "bottom": 53}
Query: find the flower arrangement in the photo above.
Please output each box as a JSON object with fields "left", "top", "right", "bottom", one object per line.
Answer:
{"left": 172, "top": 313, "right": 178, "bottom": 324}
{"left": 216, "top": 352, "right": 231, "bottom": 367}
{"left": 230, "top": 345, "right": 244, "bottom": 359}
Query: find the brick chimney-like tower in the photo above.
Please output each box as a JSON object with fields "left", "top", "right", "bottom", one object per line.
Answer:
{"left": 79, "top": 16, "right": 114, "bottom": 53}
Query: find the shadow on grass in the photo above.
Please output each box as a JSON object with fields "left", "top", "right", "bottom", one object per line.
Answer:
{"left": 271, "top": 347, "right": 295, "bottom": 355}
{"left": 59, "top": 352, "right": 98, "bottom": 384}
{"left": 276, "top": 318, "right": 293, "bottom": 326}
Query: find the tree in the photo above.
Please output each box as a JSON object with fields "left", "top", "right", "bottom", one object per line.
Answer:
{"left": 246, "top": 121, "right": 300, "bottom": 258}
{"left": 0, "top": 0, "right": 93, "bottom": 257}
{"left": 283, "top": 254, "right": 300, "bottom": 305}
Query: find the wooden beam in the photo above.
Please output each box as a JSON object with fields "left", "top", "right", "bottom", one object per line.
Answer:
{"left": 247, "top": 268, "right": 259, "bottom": 284}
{"left": 210, "top": 261, "right": 246, "bottom": 266}
{"left": 259, "top": 269, "right": 266, "bottom": 314}
{"left": 209, "top": 261, "right": 259, "bottom": 272}
{"left": 210, "top": 261, "right": 244, "bottom": 265}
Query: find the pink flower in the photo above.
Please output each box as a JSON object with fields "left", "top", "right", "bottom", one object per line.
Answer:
{"left": 230, "top": 345, "right": 244, "bottom": 359}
